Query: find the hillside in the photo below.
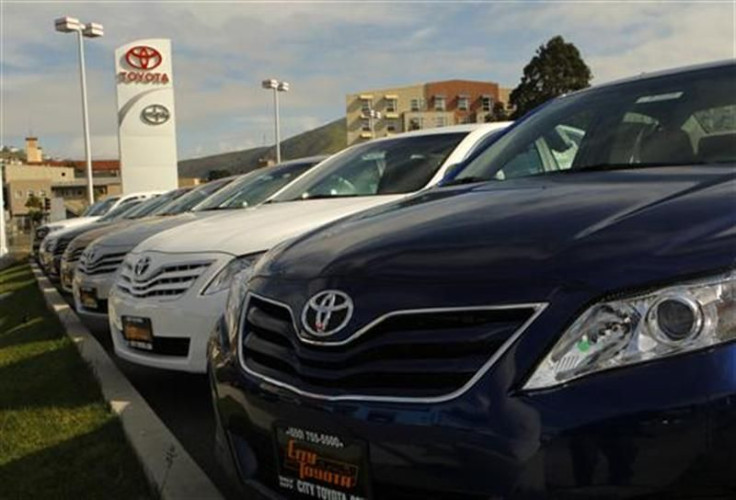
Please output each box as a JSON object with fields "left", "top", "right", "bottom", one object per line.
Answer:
{"left": 178, "top": 117, "right": 347, "bottom": 178}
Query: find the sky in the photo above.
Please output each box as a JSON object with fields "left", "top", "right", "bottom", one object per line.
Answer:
{"left": 1, "top": 0, "right": 734, "bottom": 161}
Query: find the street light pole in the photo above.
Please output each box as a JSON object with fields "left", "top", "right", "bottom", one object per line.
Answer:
{"left": 55, "top": 17, "right": 104, "bottom": 206}
{"left": 75, "top": 28, "right": 94, "bottom": 205}
{"left": 262, "top": 79, "right": 290, "bottom": 164}
{"left": 0, "top": 161, "right": 7, "bottom": 257}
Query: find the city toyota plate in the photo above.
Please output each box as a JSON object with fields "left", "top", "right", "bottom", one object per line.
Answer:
{"left": 274, "top": 424, "right": 371, "bottom": 500}
{"left": 122, "top": 316, "right": 153, "bottom": 350}
{"left": 80, "top": 286, "right": 98, "bottom": 310}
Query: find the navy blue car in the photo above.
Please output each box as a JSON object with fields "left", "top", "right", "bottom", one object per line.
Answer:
{"left": 209, "top": 61, "right": 736, "bottom": 499}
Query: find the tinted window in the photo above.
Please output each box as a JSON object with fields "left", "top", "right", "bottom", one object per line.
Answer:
{"left": 87, "top": 197, "right": 119, "bottom": 216}
{"left": 455, "top": 64, "right": 736, "bottom": 183}
{"left": 195, "top": 161, "right": 316, "bottom": 211}
{"left": 271, "top": 133, "right": 467, "bottom": 202}
{"left": 153, "top": 179, "right": 232, "bottom": 215}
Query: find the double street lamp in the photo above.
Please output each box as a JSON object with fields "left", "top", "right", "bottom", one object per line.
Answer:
{"left": 261, "top": 79, "right": 289, "bottom": 164}
{"left": 54, "top": 16, "right": 104, "bottom": 206}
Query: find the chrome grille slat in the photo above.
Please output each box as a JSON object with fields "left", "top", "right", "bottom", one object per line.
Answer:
{"left": 240, "top": 294, "right": 539, "bottom": 400}
{"left": 116, "top": 259, "right": 211, "bottom": 299}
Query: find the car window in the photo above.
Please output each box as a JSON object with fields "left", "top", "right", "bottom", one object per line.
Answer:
{"left": 98, "top": 199, "right": 142, "bottom": 222}
{"left": 271, "top": 133, "right": 467, "bottom": 202}
{"left": 455, "top": 64, "right": 736, "bottom": 184}
{"left": 153, "top": 179, "right": 232, "bottom": 215}
{"left": 87, "top": 197, "right": 119, "bottom": 216}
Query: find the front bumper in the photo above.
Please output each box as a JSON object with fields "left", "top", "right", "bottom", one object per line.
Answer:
{"left": 210, "top": 331, "right": 736, "bottom": 499}
{"left": 109, "top": 287, "right": 228, "bottom": 373}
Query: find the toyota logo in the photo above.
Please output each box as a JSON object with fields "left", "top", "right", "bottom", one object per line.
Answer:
{"left": 86, "top": 248, "right": 97, "bottom": 263}
{"left": 134, "top": 256, "right": 151, "bottom": 278}
{"left": 301, "top": 290, "right": 354, "bottom": 338}
{"left": 125, "top": 46, "right": 162, "bottom": 70}
{"left": 141, "top": 104, "right": 170, "bottom": 125}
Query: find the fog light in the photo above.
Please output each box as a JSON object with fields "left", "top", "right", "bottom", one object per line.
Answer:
{"left": 648, "top": 295, "right": 703, "bottom": 345}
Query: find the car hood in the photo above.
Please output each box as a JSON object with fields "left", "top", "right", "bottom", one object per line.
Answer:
{"left": 47, "top": 216, "right": 100, "bottom": 231}
{"left": 66, "top": 219, "right": 138, "bottom": 252}
{"left": 93, "top": 212, "right": 219, "bottom": 250}
{"left": 260, "top": 166, "right": 736, "bottom": 303}
{"left": 133, "top": 197, "right": 403, "bottom": 256}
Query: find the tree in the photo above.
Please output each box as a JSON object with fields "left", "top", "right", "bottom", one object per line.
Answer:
{"left": 510, "top": 36, "right": 592, "bottom": 119}
{"left": 485, "top": 102, "right": 510, "bottom": 122}
{"left": 25, "top": 193, "right": 45, "bottom": 225}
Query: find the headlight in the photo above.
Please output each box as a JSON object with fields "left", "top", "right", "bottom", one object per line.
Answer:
{"left": 224, "top": 268, "right": 253, "bottom": 343}
{"left": 202, "top": 252, "right": 264, "bottom": 296}
{"left": 524, "top": 271, "right": 735, "bottom": 390}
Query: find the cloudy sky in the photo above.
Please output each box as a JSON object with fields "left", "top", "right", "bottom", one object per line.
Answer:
{"left": 1, "top": 1, "right": 734, "bottom": 161}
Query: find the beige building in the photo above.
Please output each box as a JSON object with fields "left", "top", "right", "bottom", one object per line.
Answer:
{"left": 346, "top": 80, "right": 512, "bottom": 145}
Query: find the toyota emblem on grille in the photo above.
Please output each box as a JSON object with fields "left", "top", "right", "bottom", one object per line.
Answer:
{"left": 86, "top": 248, "right": 97, "bottom": 263}
{"left": 301, "top": 290, "right": 354, "bottom": 338}
{"left": 141, "top": 104, "right": 170, "bottom": 125}
{"left": 125, "top": 45, "right": 162, "bottom": 70}
{"left": 134, "top": 256, "right": 151, "bottom": 277}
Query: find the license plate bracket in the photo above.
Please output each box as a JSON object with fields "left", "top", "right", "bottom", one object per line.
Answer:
{"left": 122, "top": 316, "right": 153, "bottom": 350}
{"left": 273, "top": 424, "right": 371, "bottom": 500}
{"left": 80, "top": 286, "right": 98, "bottom": 310}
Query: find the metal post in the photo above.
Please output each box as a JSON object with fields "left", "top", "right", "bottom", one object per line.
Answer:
{"left": 0, "top": 162, "right": 7, "bottom": 257}
{"left": 76, "top": 29, "right": 94, "bottom": 205}
{"left": 274, "top": 88, "right": 281, "bottom": 164}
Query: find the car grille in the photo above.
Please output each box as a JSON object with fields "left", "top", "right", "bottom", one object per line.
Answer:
{"left": 240, "top": 295, "right": 538, "bottom": 400}
{"left": 64, "top": 247, "right": 85, "bottom": 264}
{"left": 53, "top": 236, "right": 74, "bottom": 257}
{"left": 117, "top": 260, "right": 211, "bottom": 299}
{"left": 78, "top": 251, "right": 128, "bottom": 276}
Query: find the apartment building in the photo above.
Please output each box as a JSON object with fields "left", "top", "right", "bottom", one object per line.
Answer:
{"left": 346, "top": 79, "right": 511, "bottom": 145}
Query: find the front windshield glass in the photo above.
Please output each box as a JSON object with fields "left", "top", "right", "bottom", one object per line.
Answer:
{"left": 270, "top": 133, "right": 467, "bottom": 202}
{"left": 195, "top": 161, "right": 316, "bottom": 211}
{"left": 81, "top": 201, "right": 103, "bottom": 216}
{"left": 87, "top": 197, "right": 118, "bottom": 216}
{"left": 152, "top": 179, "right": 232, "bottom": 215}
{"left": 98, "top": 200, "right": 142, "bottom": 222}
{"left": 454, "top": 64, "right": 736, "bottom": 184}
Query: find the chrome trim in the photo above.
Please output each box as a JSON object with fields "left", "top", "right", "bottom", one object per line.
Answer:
{"left": 237, "top": 291, "right": 548, "bottom": 404}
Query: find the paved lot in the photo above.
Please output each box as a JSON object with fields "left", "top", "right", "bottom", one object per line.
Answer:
{"left": 77, "top": 314, "right": 242, "bottom": 499}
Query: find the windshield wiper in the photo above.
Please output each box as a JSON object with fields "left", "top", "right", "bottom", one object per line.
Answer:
{"left": 574, "top": 161, "right": 710, "bottom": 172}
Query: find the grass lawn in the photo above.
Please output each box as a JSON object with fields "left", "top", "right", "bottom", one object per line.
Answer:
{"left": 0, "top": 261, "right": 155, "bottom": 499}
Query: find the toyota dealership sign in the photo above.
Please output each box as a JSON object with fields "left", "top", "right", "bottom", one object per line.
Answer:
{"left": 115, "top": 39, "right": 178, "bottom": 193}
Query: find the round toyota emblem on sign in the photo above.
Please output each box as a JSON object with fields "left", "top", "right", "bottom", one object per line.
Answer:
{"left": 301, "top": 290, "right": 354, "bottom": 338}
{"left": 134, "top": 256, "right": 151, "bottom": 278}
{"left": 125, "top": 46, "right": 162, "bottom": 70}
{"left": 141, "top": 104, "right": 170, "bottom": 125}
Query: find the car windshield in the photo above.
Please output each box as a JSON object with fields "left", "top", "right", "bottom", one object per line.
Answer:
{"left": 98, "top": 200, "right": 142, "bottom": 222}
{"left": 86, "top": 197, "right": 119, "bottom": 216}
{"left": 152, "top": 179, "right": 232, "bottom": 215}
{"left": 270, "top": 133, "right": 467, "bottom": 202}
{"left": 81, "top": 200, "right": 104, "bottom": 216}
{"left": 453, "top": 63, "right": 736, "bottom": 184}
{"left": 195, "top": 161, "right": 318, "bottom": 211}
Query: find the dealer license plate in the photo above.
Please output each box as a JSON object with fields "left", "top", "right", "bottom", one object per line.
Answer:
{"left": 274, "top": 425, "right": 370, "bottom": 500}
{"left": 122, "top": 316, "right": 153, "bottom": 350}
{"left": 80, "top": 286, "right": 98, "bottom": 310}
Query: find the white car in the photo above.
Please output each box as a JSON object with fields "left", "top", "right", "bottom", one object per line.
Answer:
{"left": 34, "top": 191, "right": 162, "bottom": 258}
{"left": 72, "top": 157, "right": 325, "bottom": 316}
{"left": 108, "top": 123, "right": 511, "bottom": 373}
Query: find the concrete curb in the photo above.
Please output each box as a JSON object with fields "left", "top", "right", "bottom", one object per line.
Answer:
{"left": 31, "top": 262, "right": 224, "bottom": 500}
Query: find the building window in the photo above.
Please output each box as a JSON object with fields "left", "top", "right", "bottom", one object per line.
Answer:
{"left": 434, "top": 96, "right": 446, "bottom": 111}
{"left": 410, "top": 98, "right": 424, "bottom": 112}
{"left": 409, "top": 117, "right": 423, "bottom": 131}
{"left": 361, "top": 119, "right": 371, "bottom": 132}
{"left": 386, "top": 98, "right": 397, "bottom": 113}
{"left": 386, "top": 120, "right": 397, "bottom": 132}
{"left": 361, "top": 100, "right": 372, "bottom": 115}
{"left": 482, "top": 96, "right": 493, "bottom": 112}
{"left": 435, "top": 116, "right": 447, "bottom": 128}
{"left": 458, "top": 96, "right": 470, "bottom": 111}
